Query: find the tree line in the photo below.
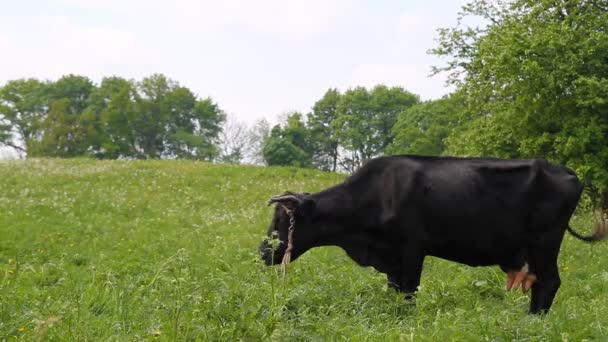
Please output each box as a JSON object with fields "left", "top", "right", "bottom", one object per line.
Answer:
{"left": 0, "top": 75, "right": 450, "bottom": 170}
{"left": 260, "top": 86, "right": 462, "bottom": 173}
{"left": 1, "top": 0, "right": 607, "bottom": 209}
{"left": 0, "top": 74, "right": 224, "bottom": 160}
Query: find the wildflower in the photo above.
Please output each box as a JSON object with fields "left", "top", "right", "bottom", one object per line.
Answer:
{"left": 7, "top": 269, "right": 14, "bottom": 275}
{"left": 18, "top": 327, "right": 25, "bottom": 332}
{"left": 152, "top": 330, "right": 161, "bottom": 337}
{"left": 8, "top": 258, "right": 14, "bottom": 264}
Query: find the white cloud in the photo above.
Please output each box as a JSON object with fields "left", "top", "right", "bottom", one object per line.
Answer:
{"left": 0, "top": 35, "right": 20, "bottom": 80}
{"left": 398, "top": 7, "right": 431, "bottom": 34}
{"left": 3, "top": 15, "right": 139, "bottom": 80}
{"left": 59, "top": 0, "right": 355, "bottom": 38}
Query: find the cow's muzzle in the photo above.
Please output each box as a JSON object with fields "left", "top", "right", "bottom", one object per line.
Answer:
{"left": 258, "top": 239, "right": 284, "bottom": 266}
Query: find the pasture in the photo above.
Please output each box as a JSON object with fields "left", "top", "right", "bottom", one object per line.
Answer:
{"left": 1, "top": 159, "right": 607, "bottom": 340}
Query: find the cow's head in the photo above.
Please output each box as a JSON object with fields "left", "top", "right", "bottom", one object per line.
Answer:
{"left": 259, "top": 191, "right": 316, "bottom": 266}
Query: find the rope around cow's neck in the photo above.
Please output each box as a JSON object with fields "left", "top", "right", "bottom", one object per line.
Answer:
{"left": 280, "top": 205, "right": 296, "bottom": 276}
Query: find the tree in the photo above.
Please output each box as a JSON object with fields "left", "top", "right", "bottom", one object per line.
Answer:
{"left": 91, "top": 77, "right": 140, "bottom": 158}
{"left": 31, "top": 99, "right": 92, "bottom": 157}
{"left": 29, "top": 75, "right": 97, "bottom": 157}
{"left": 388, "top": 94, "right": 464, "bottom": 156}
{"left": 135, "top": 74, "right": 174, "bottom": 158}
{"left": 432, "top": 0, "right": 608, "bottom": 209}
{"left": 185, "top": 97, "right": 225, "bottom": 160}
{"left": 0, "top": 74, "right": 226, "bottom": 160}
{"left": 283, "top": 112, "right": 313, "bottom": 156}
{"left": 307, "top": 88, "right": 341, "bottom": 171}
{"left": 0, "top": 79, "right": 47, "bottom": 155}
{"left": 0, "top": 121, "right": 12, "bottom": 149}
{"left": 370, "top": 85, "right": 420, "bottom": 151}
{"left": 135, "top": 74, "right": 225, "bottom": 160}
{"left": 244, "top": 118, "right": 270, "bottom": 165}
{"left": 332, "top": 85, "right": 419, "bottom": 171}
{"left": 263, "top": 137, "right": 311, "bottom": 167}
{"left": 218, "top": 114, "right": 249, "bottom": 164}
{"left": 46, "top": 75, "right": 95, "bottom": 115}
{"left": 263, "top": 112, "right": 312, "bottom": 167}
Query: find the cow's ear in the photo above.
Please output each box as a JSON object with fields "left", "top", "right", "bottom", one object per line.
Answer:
{"left": 300, "top": 198, "right": 316, "bottom": 217}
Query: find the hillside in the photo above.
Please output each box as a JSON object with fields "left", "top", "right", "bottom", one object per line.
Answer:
{"left": 1, "top": 159, "right": 606, "bottom": 340}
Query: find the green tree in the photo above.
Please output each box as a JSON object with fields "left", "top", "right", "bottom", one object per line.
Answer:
{"left": 333, "top": 85, "right": 419, "bottom": 171}
{"left": 46, "top": 75, "right": 95, "bottom": 115}
{"left": 283, "top": 112, "right": 313, "bottom": 156}
{"left": 263, "top": 113, "right": 312, "bottom": 167}
{"left": 370, "top": 85, "right": 420, "bottom": 151}
{"left": 30, "top": 99, "right": 90, "bottom": 157}
{"left": 135, "top": 74, "right": 174, "bottom": 158}
{"left": 90, "top": 77, "right": 140, "bottom": 158}
{"left": 307, "top": 88, "right": 341, "bottom": 171}
{"left": 135, "top": 74, "right": 224, "bottom": 160}
{"left": 29, "top": 75, "right": 97, "bottom": 157}
{"left": 388, "top": 95, "right": 464, "bottom": 156}
{"left": 263, "top": 137, "right": 311, "bottom": 167}
{"left": 0, "top": 121, "right": 11, "bottom": 148}
{"left": 0, "top": 79, "right": 47, "bottom": 154}
{"left": 0, "top": 74, "right": 225, "bottom": 160}
{"left": 183, "top": 97, "right": 225, "bottom": 160}
{"left": 433, "top": 0, "right": 608, "bottom": 208}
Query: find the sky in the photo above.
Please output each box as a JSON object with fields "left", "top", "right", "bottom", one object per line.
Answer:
{"left": 0, "top": 0, "right": 471, "bottom": 129}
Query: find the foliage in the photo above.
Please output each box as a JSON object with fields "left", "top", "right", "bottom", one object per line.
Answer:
{"left": 92, "top": 76, "right": 140, "bottom": 159}
{"left": 387, "top": 94, "right": 465, "bottom": 156}
{"left": 0, "top": 121, "right": 10, "bottom": 146}
{"left": 0, "top": 78, "right": 47, "bottom": 154}
{"left": 263, "top": 137, "right": 311, "bottom": 168}
{"left": 307, "top": 88, "right": 340, "bottom": 171}
{"left": 263, "top": 112, "right": 313, "bottom": 167}
{"left": 332, "top": 85, "right": 419, "bottom": 171}
{"left": 29, "top": 99, "right": 93, "bottom": 157}
{"left": 433, "top": 0, "right": 608, "bottom": 207}
{"left": 0, "top": 74, "right": 225, "bottom": 161}
{"left": 28, "top": 75, "right": 97, "bottom": 157}
{"left": 134, "top": 74, "right": 225, "bottom": 160}
{"left": 1, "top": 159, "right": 607, "bottom": 340}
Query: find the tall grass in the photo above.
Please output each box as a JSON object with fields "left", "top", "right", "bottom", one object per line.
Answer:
{"left": 1, "top": 159, "right": 606, "bottom": 340}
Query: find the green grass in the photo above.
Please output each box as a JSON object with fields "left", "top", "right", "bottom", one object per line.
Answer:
{"left": 1, "top": 159, "right": 607, "bottom": 341}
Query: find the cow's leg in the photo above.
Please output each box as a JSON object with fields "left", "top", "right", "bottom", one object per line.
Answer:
{"left": 529, "top": 265, "right": 560, "bottom": 314}
{"left": 387, "top": 272, "right": 400, "bottom": 290}
{"left": 528, "top": 230, "right": 565, "bottom": 314}
{"left": 398, "top": 252, "right": 425, "bottom": 301}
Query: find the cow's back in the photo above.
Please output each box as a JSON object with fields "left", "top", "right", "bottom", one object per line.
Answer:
{"left": 370, "top": 156, "right": 582, "bottom": 266}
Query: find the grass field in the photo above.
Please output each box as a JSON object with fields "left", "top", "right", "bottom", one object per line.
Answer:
{"left": 1, "top": 159, "right": 607, "bottom": 341}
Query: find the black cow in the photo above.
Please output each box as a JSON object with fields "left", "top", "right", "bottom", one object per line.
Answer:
{"left": 258, "top": 155, "right": 606, "bottom": 314}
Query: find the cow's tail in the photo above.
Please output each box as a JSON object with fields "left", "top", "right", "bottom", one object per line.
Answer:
{"left": 567, "top": 217, "right": 608, "bottom": 242}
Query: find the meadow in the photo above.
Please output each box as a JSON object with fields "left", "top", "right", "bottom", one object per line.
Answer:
{"left": 1, "top": 159, "right": 607, "bottom": 341}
